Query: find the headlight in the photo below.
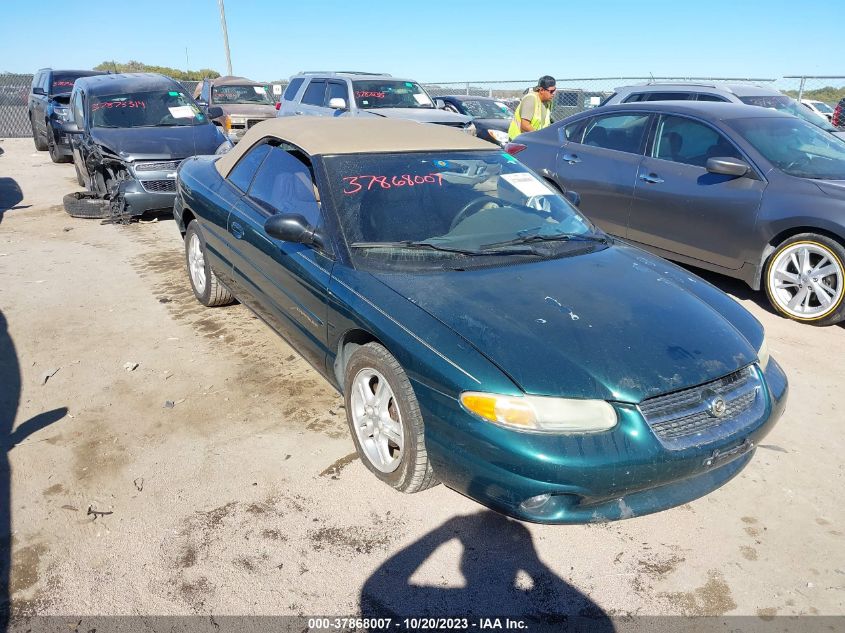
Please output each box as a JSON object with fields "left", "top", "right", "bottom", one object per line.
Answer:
{"left": 757, "top": 334, "right": 770, "bottom": 371}
{"left": 488, "top": 129, "right": 509, "bottom": 145}
{"left": 53, "top": 106, "right": 70, "bottom": 122}
{"left": 464, "top": 122, "right": 477, "bottom": 136}
{"left": 460, "top": 392, "right": 618, "bottom": 433}
{"left": 215, "top": 139, "right": 234, "bottom": 155}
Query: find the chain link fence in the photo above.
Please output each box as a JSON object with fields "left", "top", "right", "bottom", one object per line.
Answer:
{"left": 3, "top": 73, "right": 843, "bottom": 138}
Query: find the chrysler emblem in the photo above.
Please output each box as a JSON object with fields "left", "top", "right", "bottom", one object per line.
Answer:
{"left": 708, "top": 396, "right": 728, "bottom": 418}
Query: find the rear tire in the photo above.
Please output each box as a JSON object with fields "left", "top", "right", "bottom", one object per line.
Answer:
{"left": 62, "top": 192, "right": 109, "bottom": 219}
{"left": 184, "top": 220, "right": 235, "bottom": 307}
{"left": 343, "top": 342, "right": 438, "bottom": 493}
{"left": 764, "top": 233, "right": 845, "bottom": 326}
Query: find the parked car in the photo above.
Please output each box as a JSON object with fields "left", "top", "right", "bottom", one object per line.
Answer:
{"left": 28, "top": 68, "right": 107, "bottom": 162}
{"left": 277, "top": 71, "right": 475, "bottom": 135}
{"left": 801, "top": 98, "right": 835, "bottom": 122}
{"left": 173, "top": 117, "right": 786, "bottom": 524}
{"left": 435, "top": 95, "right": 511, "bottom": 145}
{"left": 600, "top": 82, "right": 845, "bottom": 140}
{"left": 63, "top": 73, "right": 231, "bottom": 219}
{"left": 509, "top": 101, "right": 845, "bottom": 325}
{"left": 193, "top": 75, "right": 277, "bottom": 142}
{"left": 833, "top": 98, "right": 845, "bottom": 128}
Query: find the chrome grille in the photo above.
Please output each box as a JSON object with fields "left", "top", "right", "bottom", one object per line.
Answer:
{"left": 638, "top": 365, "right": 765, "bottom": 450}
{"left": 140, "top": 179, "right": 177, "bottom": 193}
{"left": 135, "top": 160, "right": 181, "bottom": 172}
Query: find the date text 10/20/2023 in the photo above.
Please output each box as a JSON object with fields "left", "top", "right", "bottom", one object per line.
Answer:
{"left": 306, "top": 617, "right": 528, "bottom": 630}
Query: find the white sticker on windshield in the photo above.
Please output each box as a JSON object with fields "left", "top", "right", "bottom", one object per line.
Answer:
{"left": 501, "top": 173, "right": 555, "bottom": 197}
{"left": 413, "top": 93, "right": 432, "bottom": 105}
{"left": 168, "top": 106, "right": 196, "bottom": 119}
{"left": 253, "top": 86, "right": 266, "bottom": 94}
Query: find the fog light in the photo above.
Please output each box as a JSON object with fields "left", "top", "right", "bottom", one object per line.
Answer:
{"left": 519, "top": 493, "right": 552, "bottom": 512}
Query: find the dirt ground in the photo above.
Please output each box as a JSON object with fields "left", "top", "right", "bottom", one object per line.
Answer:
{"left": 0, "top": 137, "right": 843, "bottom": 621}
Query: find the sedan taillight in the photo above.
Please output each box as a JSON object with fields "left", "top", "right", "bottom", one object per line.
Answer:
{"left": 504, "top": 142, "right": 526, "bottom": 156}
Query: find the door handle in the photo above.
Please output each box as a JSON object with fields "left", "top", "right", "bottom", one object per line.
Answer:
{"left": 562, "top": 153, "right": 581, "bottom": 164}
{"left": 639, "top": 173, "right": 664, "bottom": 184}
{"left": 231, "top": 222, "right": 245, "bottom": 239}
{"left": 294, "top": 111, "right": 304, "bottom": 116}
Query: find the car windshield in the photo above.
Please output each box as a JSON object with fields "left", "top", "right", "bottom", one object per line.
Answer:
{"left": 731, "top": 116, "right": 845, "bottom": 179}
{"left": 352, "top": 80, "right": 434, "bottom": 109}
{"left": 325, "top": 151, "right": 601, "bottom": 271}
{"left": 212, "top": 84, "right": 273, "bottom": 105}
{"left": 90, "top": 90, "right": 206, "bottom": 128}
{"left": 810, "top": 101, "right": 834, "bottom": 115}
{"left": 739, "top": 95, "right": 838, "bottom": 132}
{"left": 456, "top": 99, "right": 512, "bottom": 119}
{"left": 50, "top": 72, "right": 90, "bottom": 95}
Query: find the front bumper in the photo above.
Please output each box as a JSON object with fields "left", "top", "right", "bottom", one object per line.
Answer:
{"left": 117, "top": 163, "right": 180, "bottom": 216}
{"left": 421, "top": 358, "right": 788, "bottom": 524}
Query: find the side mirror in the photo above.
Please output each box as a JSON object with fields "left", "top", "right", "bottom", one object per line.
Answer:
{"left": 328, "top": 97, "right": 347, "bottom": 110}
{"left": 61, "top": 120, "right": 83, "bottom": 135}
{"left": 33, "top": 87, "right": 46, "bottom": 96}
{"left": 706, "top": 157, "right": 749, "bottom": 177}
{"left": 264, "top": 213, "right": 323, "bottom": 248}
{"left": 206, "top": 106, "right": 224, "bottom": 119}
{"left": 435, "top": 99, "right": 446, "bottom": 109}
{"left": 564, "top": 190, "right": 581, "bottom": 207}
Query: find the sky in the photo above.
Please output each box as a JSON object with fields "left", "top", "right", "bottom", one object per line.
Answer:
{"left": 0, "top": 0, "right": 836, "bottom": 83}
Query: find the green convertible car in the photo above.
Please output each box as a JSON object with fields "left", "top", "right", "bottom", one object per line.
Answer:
{"left": 173, "top": 117, "right": 788, "bottom": 524}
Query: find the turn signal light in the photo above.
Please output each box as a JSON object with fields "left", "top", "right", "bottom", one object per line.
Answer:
{"left": 504, "top": 142, "right": 526, "bottom": 156}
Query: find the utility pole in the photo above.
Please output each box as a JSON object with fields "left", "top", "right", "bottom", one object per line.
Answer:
{"left": 218, "top": 0, "right": 233, "bottom": 76}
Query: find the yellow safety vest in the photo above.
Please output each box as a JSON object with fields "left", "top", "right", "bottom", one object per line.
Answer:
{"left": 508, "top": 93, "right": 551, "bottom": 140}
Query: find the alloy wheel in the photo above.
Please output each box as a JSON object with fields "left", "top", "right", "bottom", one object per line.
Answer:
{"left": 768, "top": 241, "right": 844, "bottom": 319}
{"left": 350, "top": 368, "right": 404, "bottom": 473}
{"left": 188, "top": 233, "right": 207, "bottom": 293}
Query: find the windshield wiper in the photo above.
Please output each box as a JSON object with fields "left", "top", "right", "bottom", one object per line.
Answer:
{"left": 481, "top": 232, "right": 609, "bottom": 250}
{"left": 351, "top": 240, "right": 537, "bottom": 256}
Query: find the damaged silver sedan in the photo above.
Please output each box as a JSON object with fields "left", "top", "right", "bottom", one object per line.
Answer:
{"left": 62, "top": 72, "right": 231, "bottom": 220}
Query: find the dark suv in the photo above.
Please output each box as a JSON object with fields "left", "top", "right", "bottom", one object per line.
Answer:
{"left": 833, "top": 98, "right": 845, "bottom": 128}
{"left": 28, "top": 69, "right": 107, "bottom": 162}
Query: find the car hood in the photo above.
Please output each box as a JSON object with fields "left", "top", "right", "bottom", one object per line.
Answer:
{"left": 372, "top": 245, "right": 758, "bottom": 403}
{"left": 89, "top": 124, "right": 223, "bottom": 161}
{"left": 361, "top": 107, "right": 471, "bottom": 124}
{"left": 813, "top": 179, "right": 845, "bottom": 198}
{"left": 214, "top": 104, "right": 276, "bottom": 118}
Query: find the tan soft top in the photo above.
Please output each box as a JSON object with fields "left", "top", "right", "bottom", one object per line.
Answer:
{"left": 215, "top": 117, "right": 496, "bottom": 177}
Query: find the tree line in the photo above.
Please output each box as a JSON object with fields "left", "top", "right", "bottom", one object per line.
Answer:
{"left": 94, "top": 60, "right": 220, "bottom": 81}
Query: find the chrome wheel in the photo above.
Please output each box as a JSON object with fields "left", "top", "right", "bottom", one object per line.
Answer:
{"left": 188, "top": 232, "right": 207, "bottom": 293}
{"left": 350, "top": 368, "right": 404, "bottom": 473}
{"left": 768, "top": 241, "right": 844, "bottom": 319}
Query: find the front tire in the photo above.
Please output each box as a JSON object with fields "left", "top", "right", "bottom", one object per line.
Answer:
{"left": 184, "top": 220, "right": 234, "bottom": 307}
{"left": 31, "top": 115, "right": 47, "bottom": 151}
{"left": 47, "top": 128, "right": 68, "bottom": 163}
{"left": 343, "top": 343, "right": 438, "bottom": 493}
{"left": 764, "top": 233, "right": 845, "bottom": 326}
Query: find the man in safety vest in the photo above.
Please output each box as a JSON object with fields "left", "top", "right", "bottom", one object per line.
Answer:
{"left": 508, "top": 75, "right": 556, "bottom": 140}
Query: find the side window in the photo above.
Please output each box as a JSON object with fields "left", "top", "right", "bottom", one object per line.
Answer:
{"left": 200, "top": 80, "right": 210, "bottom": 104}
{"left": 228, "top": 143, "right": 271, "bottom": 192}
{"left": 326, "top": 81, "right": 348, "bottom": 106}
{"left": 283, "top": 78, "right": 304, "bottom": 101}
{"left": 41, "top": 73, "right": 51, "bottom": 93}
{"left": 72, "top": 91, "right": 85, "bottom": 125}
{"left": 32, "top": 72, "right": 42, "bottom": 91}
{"left": 564, "top": 118, "right": 589, "bottom": 143}
{"left": 301, "top": 80, "right": 326, "bottom": 106}
{"left": 695, "top": 93, "right": 729, "bottom": 102}
{"left": 582, "top": 114, "right": 650, "bottom": 154}
{"left": 652, "top": 115, "right": 742, "bottom": 168}
{"left": 643, "top": 92, "right": 693, "bottom": 102}
{"left": 248, "top": 147, "right": 321, "bottom": 226}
